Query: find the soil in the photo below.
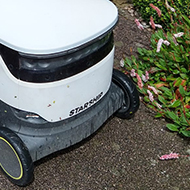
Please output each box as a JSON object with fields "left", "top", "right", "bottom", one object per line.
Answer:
{"left": 1, "top": 1, "right": 190, "bottom": 190}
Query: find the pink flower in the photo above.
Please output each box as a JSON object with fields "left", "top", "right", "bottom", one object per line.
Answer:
{"left": 150, "top": 16, "right": 155, "bottom": 29}
{"left": 156, "top": 39, "right": 170, "bottom": 52}
{"left": 145, "top": 71, "right": 149, "bottom": 81}
{"left": 165, "top": 0, "right": 175, "bottom": 12}
{"left": 130, "top": 69, "right": 136, "bottom": 77}
{"left": 150, "top": 3, "right": 162, "bottom": 17}
{"left": 163, "top": 40, "right": 170, "bottom": 46}
{"left": 148, "top": 85, "right": 158, "bottom": 95}
{"left": 156, "top": 38, "right": 164, "bottom": 52}
{"left": 136, "top": 74, "right": 143, "bottom": 89}
{"left": 147, "top": 90, "right": 154, "bottom": 102}
{"left": 156, "top": 102, "right": 162, "bottom": 109}
{"left": 135, "top": 19, "right": 144, "bottom": 30}
{"left": 149, "top": 16, "right": 162, "bottom": 29}
{"left": 154, "top": 24, "right": 162, "bottom": 29}
{"left": 174, "top": 32, "right": 184, "bottom": 38}
{"left": 142, "top": 74, "right": 147, "bottom": 82}
{"left": 159, "top": 153, "right": 179, "bottom": 160}
{"left": 173, "top": 37, "right": 178, "bottom": 46}
{"left": 142, "top": 71, "right": 149, "bottom": 82}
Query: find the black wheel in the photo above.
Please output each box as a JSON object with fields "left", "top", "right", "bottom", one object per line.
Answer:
{"left": 112, "top": 69, "right": 140, "bottom": 119}
{"left": 0, "top": 127, "right": 34, "bottom": 186}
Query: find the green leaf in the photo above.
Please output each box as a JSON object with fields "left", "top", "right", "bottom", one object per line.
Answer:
{"left": 165, "top": 111, "right": 179, "bottom": 121}
{"left": 174, "top": 55, "right": 182, "bottom": 62}
{"left": 147, "top": 104, "right": 156, "bottom": 110}
{"left": 149, "top": 58, "right": 154, "bottom": 63}
{"left": 183, "top": 15, "right": 190, "bottom": 26}
{"left": 154, "top": 62, "right": 167, "bottom": 71}
{"left": 180, "top": 73, "right": 188, "bottom": 80}
{"left": 142, "top": 57, "right": 150, "bottom": 61}
{"left": 174, "top": 77, "right": 182, "bottom": 87}
{"left": 138, "top": 87, "right": 147, "bottom": 94}
{"left": 144, "top": 96, "right": 150, "bottom": 103}
{"left": 167, "top": 32, "right": 173, "bottom": 42}
{"left": 155, "top": 112, "right": 163, "bottom": 118}
{"left": 155, "top": 29, "right": 164, "bottom": 39}
{"left": 181, "top": 130, "right": 190, "bottom": 137}
{"left": 166, "top": 76, "right": 176, "bottom": 81}
{"left": 159, "top": 59, "right": 166, "bottom": 66}
{"left": 163, "top": 89, "right": 173, "bottom": 98}
{"left": 137, "top": 70, "right": 143, "bottom": 76}
{"left": 125, "top": 58, "right": 132, "bottom": 67}
{"left": 131, "top": 55, "right": 137, "bottom": 64}
{"left": 149, "top": 67, "right": 161, "bottom": 73}
{"left": 180, "top": 45, "right": 185, "bottom": 52}
{"left": 158, "top": 95, "right": 167, "bottom": 104}
{"left": 166, "top": 124, "right": 179, "bottom": 132}
{"left": 168, "top": 100, "right": 181, "bottom": 108}
{"left": 179, "top": 114, "right": 189, "bottom": 126}
{"left": 185, "top": 97, "right": 190, "bottom": 104}
{"left": 173, "top": 69, "right": 180, "bottom": 74}
{"left": 137, "top": 47, "right": 144, "bottom": 56}
{"left": 159, "top": 86, "right": 169, "bottom": 91}
{"left": 181, "top": 67, "right": 188, "bottom": 73}
{"left": 179, "top": 85, "right": 186, "bottom": 97}
{"left": 186, "top": 112, "right": 190, "bottom": 118}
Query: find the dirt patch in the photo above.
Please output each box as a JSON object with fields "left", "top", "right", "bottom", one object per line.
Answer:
{"left": 112, "top": 1, "right": 151, "bottom": 69}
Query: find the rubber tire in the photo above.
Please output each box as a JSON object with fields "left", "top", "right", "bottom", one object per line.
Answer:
{"left": 112, "top": 69, "right": 140, "bottom": 119}
{"left": 0, "top": 127, "right": 34, "bottom": 186}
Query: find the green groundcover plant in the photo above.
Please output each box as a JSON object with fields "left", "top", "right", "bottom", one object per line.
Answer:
{"left": 122, "top": 1, "right": 190, "bottom": 137}
{"left": 133, "top": 0, "right": 190, "bottom": 30}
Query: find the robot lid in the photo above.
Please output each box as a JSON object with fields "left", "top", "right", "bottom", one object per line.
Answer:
{"left": 0, "top": 0, "right": 118, "bottom": 55}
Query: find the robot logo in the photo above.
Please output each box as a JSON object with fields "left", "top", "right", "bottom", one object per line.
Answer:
{"left": 69, "top": 92, "right": 103, "bottom": 117}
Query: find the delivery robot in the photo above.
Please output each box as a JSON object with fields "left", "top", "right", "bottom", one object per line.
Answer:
{"left": 0, "top": 0, "right": 139, "bottom": 186}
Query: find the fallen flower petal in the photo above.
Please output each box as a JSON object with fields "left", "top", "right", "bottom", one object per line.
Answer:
{"left": 159, "top": 153, "right": 179, "bottom": 160}
{"left": 135, "top": 19, "right": 144, "bottom": 30}
{"left": 120, "top": 59, "right": 125, "bottom": 67}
